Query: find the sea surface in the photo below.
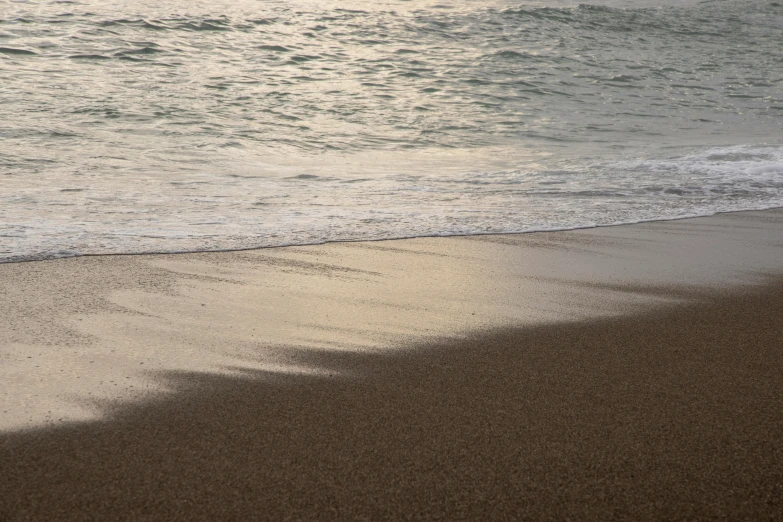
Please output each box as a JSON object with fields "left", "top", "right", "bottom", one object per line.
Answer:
{"left": 1, "top": 0, "right": 782, "bottom": 262}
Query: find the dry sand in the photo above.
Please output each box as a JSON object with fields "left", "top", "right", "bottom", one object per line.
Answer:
{"left": 1, "top": 209, "right": 783, "bottom": 520}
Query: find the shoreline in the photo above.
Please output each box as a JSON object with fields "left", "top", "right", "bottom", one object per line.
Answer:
{"left": 1, "top": 207, "right": 783, "bottom": 519}
{"left": 2, "top": 207, "right": 783, "bottom": 431}
{"left": 4, "top": 204, "right": 783, "bottom": 265}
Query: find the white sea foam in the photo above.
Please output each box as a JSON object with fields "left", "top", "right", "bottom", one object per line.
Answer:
{"left": 1, "top": 144, "right": 781, "bottom": 262}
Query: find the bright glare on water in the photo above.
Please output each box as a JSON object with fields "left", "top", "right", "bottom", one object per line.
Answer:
{"left": 1, "top": 0, "right": 782, "bottom": 260}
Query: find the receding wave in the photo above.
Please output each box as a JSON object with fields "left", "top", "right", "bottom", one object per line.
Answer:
{"left": 2, "top": 144, "right": 782, "bottom": 263}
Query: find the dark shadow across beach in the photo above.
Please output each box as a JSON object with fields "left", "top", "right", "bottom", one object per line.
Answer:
{"left": 1, "top": 282, "right": 782, "bottom": 521}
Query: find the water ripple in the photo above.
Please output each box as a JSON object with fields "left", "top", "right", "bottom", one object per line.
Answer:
{"left": 1, "top": 0, "right": 781, "bottom": 260}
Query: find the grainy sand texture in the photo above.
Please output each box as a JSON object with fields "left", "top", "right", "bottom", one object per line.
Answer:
{"left": 1, "top": 209, "right": 782, "bottom": 520}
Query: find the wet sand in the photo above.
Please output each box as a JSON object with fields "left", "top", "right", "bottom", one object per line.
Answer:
{"left": 1, "top": 209, "right": 783, "bottom": 520}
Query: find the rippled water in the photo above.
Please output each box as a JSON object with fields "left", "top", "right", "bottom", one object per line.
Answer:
{"left": 1, "top": 0, "right": 782, "bottom": 261}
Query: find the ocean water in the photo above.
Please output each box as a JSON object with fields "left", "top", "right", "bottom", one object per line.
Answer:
{"left": 1, "top": 0, "right": 782, "bottom": 262}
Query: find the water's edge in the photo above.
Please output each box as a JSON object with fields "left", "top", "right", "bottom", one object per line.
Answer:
{"left": 5, "top": 204, "right": 781, "bottom": 265}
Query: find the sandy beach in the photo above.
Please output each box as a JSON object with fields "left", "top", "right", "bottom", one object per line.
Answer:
{"left": 1, "top": 209, "right": 783, "bottom": 520}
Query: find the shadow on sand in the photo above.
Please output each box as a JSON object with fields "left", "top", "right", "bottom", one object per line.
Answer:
{"left": 2, "top": 283, "right": 782, "bottom": 521}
